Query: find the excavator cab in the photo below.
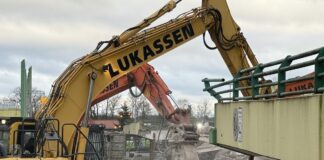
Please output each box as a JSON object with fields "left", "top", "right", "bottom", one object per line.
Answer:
{"left": 7, "top": 118, "right": 36, "bottom": 158}
{"left": 2, "top": 117, "right": 104, "bottom": 159}
{"left": 0, "top": 118, "right": 9, "bottom": 157}
{"left": 0, "top": 117, "right": 37, "bottom": 158}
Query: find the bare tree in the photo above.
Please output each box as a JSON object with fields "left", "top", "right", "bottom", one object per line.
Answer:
{"left": 31, "top": 88, "right": 46, "bottom": 114}
{"left": 128, "top": 92, "right": 141, "bottom": 121}
{"left": 90, "top": 104, "right": 100, "bottom": 119}
{"left": 107, "top": 94, "right": 121, "bottom": 117}
{"left": 92, "top": 94, "right": 122, "bottom": 118}
{"left": 138, "top": 96, "right": 152, "bottom": 120}
{"left": 91, "top": 101, "right": 108, "bottom": 119}
{"left": 177, "top": 98, "right": 189, "bottom": 108}
{"left": 128, "top": 91, "right": 153, "bottom": 121}
{"left": 8, "top": 87, "right": 21, "bottom": 102}
{"left": 195, "top": 99, "right": 210, "bottom": 122}
{"left": 8, "top": 87, "right": 45, "bottom": 116}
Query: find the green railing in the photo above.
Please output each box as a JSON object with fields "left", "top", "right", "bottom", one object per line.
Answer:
{"left": 203, "top": 47, "right": 324, "bottom": 102}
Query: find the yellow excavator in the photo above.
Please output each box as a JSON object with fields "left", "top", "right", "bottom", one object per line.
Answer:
{"left": 2, "top": 0, "right": 263, "bottom": 159}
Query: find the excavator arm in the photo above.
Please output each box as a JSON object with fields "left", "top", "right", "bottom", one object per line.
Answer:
{"left": 39, "top": 6, "right": 212, "bottom": 151}
{"left": 203, "top": 0, "right": 261, "bottom": 96}
{"left": 33, "top": 0, "right": 260, "bottom": 157}
{"left": 91, "top": 63, "right": 190, "bottom": 124}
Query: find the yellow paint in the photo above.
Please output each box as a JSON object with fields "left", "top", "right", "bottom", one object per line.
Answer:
{"left": 2, "top": 158, "right": 68, "bottom": 160}
{"left": 215, "top": 94, "right": 324, "bottom": 160}
{"left": 321, "top": 96, "right": 324, "bottom": 160}
{"left": 39, "top": 96, "right": 48, "bottom": 105}
{"left": 76, "top": 127, "right": 89, "bottom": 160}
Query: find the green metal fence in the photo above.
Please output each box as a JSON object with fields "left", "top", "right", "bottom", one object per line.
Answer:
{"left": 203, "top": 47, "right": 324, "bottom": 102}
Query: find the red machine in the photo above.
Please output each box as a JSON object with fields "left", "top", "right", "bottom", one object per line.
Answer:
{"left": 285, "top": 72, "right": 314, "bottom": 92}
{"left": 92, "top": 63, "right": 190, "bottom": 124}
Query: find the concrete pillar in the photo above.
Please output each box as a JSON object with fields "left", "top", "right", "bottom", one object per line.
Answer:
{"left": 27, "top": 67, "right": 32, "bottom": 117}
{"left": 20, "top": 60, "right": 26, "bottom": 117}
{"left": 20, "top": 60, "right": 32, "bottom": 117}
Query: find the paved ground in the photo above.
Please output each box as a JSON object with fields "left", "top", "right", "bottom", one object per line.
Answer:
{"left": 141, "top": 130, "right": 274, "bottom": 160}
{"left": 197, "top": 136, "right": 274, "bottom": 160}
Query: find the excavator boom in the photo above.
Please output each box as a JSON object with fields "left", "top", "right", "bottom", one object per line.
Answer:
{"left": 92, "top": 63, "right": 190, "bottom": 124}
{"left": 40, "top": 8, "right": 214, "bottom": 151}
{"left": 36, "top": 0, "right": 257, "bottom": 155}
{"left": 8, "top": 0, "right": 264, "bottom": 158}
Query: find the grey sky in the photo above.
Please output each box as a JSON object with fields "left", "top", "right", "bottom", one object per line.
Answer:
{"left": 0, "top": 0, "right": 323, "bottom": 109}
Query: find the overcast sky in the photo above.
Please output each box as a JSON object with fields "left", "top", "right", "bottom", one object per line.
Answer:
{"left": 0, "top": 0, "right": 323, "bottom": 111}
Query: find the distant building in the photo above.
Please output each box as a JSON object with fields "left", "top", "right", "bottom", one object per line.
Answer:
{"left": 123, "top": 115, "right": 168, "bottom": 136}
{"left": 0, "top": 98, "right": 20, "bottom": 117}
{"left": 88, "top": 119, "right": 120, "bottom": 129}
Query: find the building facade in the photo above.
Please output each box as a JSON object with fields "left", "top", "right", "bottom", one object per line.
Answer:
{"left": 0, "top": 98, "right": 20, "bottom": 117}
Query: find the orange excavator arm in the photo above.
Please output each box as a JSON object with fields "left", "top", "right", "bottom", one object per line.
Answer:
{"left": 92, "top": 63, "right": 190, "bottom": 124}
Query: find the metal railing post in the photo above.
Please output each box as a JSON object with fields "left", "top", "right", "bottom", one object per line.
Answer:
{"left": 202, "top": 78, "right": 224, "bottom": 102}
{"left": 315, "top": 48, "right": 324, "bottom": 92}
{"left": 233, "top": 72, "right": 241, "bottom": 101}
{"left": 251, "top": 65, "right": 263, "bottom": 99}
{"left": 278, "top": 56, "right": 292, "bottom": 97}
